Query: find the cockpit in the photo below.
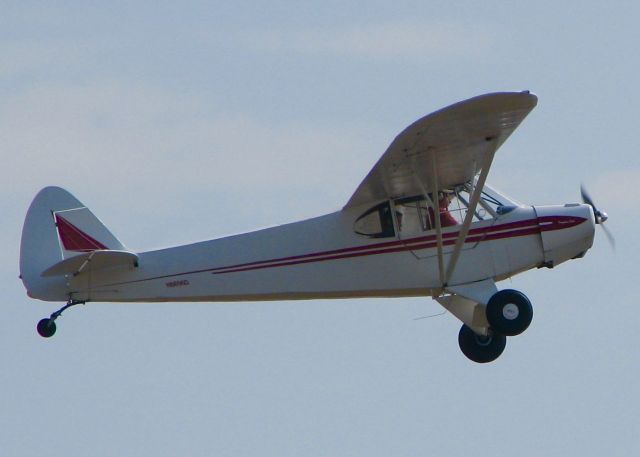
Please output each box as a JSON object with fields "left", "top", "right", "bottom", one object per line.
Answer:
{"left": 353, "top": 183, "right": 519, "bottom": 238}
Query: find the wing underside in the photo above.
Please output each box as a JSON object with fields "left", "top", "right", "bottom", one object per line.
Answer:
{"left": 344, "top": 92, "right": 538, "bottom": 209}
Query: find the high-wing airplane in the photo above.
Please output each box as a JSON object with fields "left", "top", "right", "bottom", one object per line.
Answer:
{"left": 19, "top": 91, "right": 609, "bottom": 363}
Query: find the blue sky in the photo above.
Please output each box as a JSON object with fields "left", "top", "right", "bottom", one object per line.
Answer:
{"left": 2, "top": 2, "right": 639, "bottom": 456}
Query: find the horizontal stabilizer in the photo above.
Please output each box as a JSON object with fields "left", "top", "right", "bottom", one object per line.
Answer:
{"left": 41, "top": 250, "right": 139, "bottom": 277}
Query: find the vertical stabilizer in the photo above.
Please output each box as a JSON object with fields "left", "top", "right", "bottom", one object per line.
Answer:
{"left": 20, "top": 186, "right": 127, "bottom": 301}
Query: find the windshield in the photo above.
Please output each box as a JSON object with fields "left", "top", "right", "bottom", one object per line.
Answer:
{"left": 480, "top": 182, "right": 521, "bottom": 205}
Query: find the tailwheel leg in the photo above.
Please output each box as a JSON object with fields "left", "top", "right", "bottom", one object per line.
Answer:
{"left": 36, "top": 299, "right": 85, "bottom": 338}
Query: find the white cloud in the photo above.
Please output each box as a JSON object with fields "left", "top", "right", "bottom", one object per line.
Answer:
{"left": 242, "top": 21, "right": 492, "bottom": 60}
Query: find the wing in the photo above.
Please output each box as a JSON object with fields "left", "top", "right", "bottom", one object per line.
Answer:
{"left": 344, "top": 91, "right": 538, "bottom": 209}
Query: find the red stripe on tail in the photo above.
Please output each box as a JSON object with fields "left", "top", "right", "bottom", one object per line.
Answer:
{"left": 55, "top": 214, "right": 108, "bottom": 251}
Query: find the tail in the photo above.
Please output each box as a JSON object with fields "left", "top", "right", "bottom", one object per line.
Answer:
{"left": 20, "top": 186, "right": 132, "bottom": 301}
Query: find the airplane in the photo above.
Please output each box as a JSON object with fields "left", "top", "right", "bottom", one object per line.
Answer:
{"left": 19, "top": 91, "right": 611, "bottom": 363}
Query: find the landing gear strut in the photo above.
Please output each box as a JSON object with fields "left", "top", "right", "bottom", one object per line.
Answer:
{"left": 36, "top": 299, "right": 85, "bottom": 338}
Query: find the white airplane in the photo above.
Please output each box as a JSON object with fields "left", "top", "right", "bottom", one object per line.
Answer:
{"left": 19, "top": 91, "right": 610, "bottom": 363}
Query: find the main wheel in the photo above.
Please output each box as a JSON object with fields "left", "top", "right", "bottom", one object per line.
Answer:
{"left": 458, "top": 324, "right": 506, "bottom": 363}
{"left": 37, "top": 318, "right": 56, "bottom": 338}
{"left": 486, "top": 289, "right": 533, "bottom": 336}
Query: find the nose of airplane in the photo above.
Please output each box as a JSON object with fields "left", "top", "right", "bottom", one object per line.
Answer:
{"left": 533, "top": 203, "right": 595, "bottom": 268}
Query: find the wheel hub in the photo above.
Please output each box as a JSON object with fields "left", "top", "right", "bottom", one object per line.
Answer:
{"left": 474, "top": 334, "right": 493, "bottom": 347}
{"left": 502, "top": 303, "right": 520, "bottom": 320}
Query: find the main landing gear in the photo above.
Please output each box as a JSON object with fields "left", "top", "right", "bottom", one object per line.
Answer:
{"left": 458, "top": 289, "right": 533, "bottom": 363}
{"left": 36, "top": 299, "right": 85, "bottom": 338}
{"left": 458, "top": 325, "right": 506, "bottom": 363}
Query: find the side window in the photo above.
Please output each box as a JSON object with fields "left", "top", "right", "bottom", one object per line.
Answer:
{"left": 354, "top": 202, "right": 395, "bottom": 238}
{"left": 394, "top": 189, "right": 492, "bottom": 236}
{"left": 448, "top": 189, "right": 483, "bottom": 223}
{"left": 395, "top": 197, "right": 431, "bottom": 233}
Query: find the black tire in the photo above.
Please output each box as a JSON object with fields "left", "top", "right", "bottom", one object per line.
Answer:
{"left": 458, "top": 324, "right": 506, "bottom": 363}
{"left": 37, "top": 318, "right": 56, "bottom": 338}
{"left": 486, "top": 289, "right": 533, "bottom": 337}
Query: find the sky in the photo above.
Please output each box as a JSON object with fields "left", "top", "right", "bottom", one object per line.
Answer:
{"left": 2, "top": 2, "right": 640, "bottom": 456}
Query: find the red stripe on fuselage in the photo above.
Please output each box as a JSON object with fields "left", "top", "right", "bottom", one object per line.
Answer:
{"left": 208, "top": 215, "right": 584, "bottom": 275}
{"left": 95, "top": 215, "right": 585, "bottom": 287}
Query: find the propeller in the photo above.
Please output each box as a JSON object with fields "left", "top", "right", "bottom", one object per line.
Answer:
{"left": 580, "top": 184, "right": 615, "bottom": 249}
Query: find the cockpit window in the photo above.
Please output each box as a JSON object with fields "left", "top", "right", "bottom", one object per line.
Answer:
{"left": 477, "top": 182, "right": 520, "bottom": 216}
{"left": 354, "top": 184, "right": 519, "bottom": 238}
{"left": 354, "top": 202, "right": 395, "bottom": 238}
{"left": 454, "top": 187, "right": 491, "bottom": 222}
{"left": 394, "top": 194, "right": 462, "bottom": 234}
{"left": 394, "top": 184, "right": 506, "bottom": 236}
{"left": 394, "top": 196, "right": 431, "bottom": 232}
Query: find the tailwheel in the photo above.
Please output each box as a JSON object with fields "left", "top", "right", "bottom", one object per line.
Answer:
{"left": 458, "top": 324, "right": 506, "bottom": 363}
{"left": 36, "top": 318, "right": 56, "bottom": 338}
{"left": 486, "top": 289, "right": 533, "bottom": 336}
{"left": 36, "top": 299, "right": 85, "bottom": 338}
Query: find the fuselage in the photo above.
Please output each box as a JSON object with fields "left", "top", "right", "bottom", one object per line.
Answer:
{"left": 49, "top": 201, "right": 595, "bottom": 304}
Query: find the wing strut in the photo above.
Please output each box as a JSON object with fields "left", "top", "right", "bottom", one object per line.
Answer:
{"left": 429, "top": 153, "right": 446, "bottom": 291}
{"left": 444, "top": 147, "right": 497, "bottom": 285}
